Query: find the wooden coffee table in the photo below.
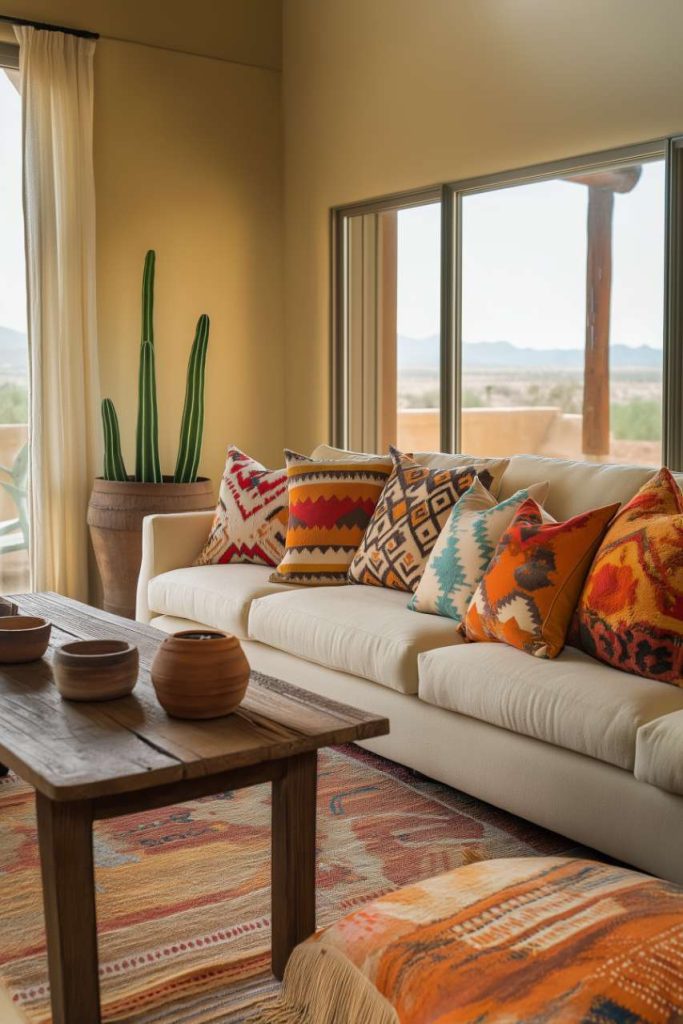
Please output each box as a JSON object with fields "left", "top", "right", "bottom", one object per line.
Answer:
{"left": 0, "top": 593, "right": 389, "bottom": 1024}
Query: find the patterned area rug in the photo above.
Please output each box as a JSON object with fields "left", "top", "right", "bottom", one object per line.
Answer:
{"left": 0, "top": 745, "right": 592, "bottom": 1023}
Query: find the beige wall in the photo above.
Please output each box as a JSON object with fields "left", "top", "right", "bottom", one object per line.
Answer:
{"left": 282, "top": 0, "right": 683, "bottom": 453}
{"left": 5, "top": 1, "right": 284, "bottom": 486}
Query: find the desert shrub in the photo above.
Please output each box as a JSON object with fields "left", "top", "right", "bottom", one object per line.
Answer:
{"left": 0, "top": 382, "right": 27, "bottom": 425}
{"left": 611, "top": 399, "right": 662, "bottom": 441}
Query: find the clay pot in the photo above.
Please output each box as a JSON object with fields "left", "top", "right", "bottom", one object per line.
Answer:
{"left": 150, "top": 630, "right": 250, "bottom": 719}
{"left": 0, "top": 616, "right": 51, "bottom": 663}
{"left": 88, "top": 476, "right": 214, "bottom": 620}
{"left": 54, "top": 640, "right": 139, "bottom": 702}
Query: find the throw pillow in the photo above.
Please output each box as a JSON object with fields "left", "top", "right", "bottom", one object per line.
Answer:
{"left": 270, "top": 450, "right": 392, "bottom": 586}
{"left": 409, "top": 477, "right": 550, "bottom": 623}
{"left": 347, "top": 447, "right": 497, "bottom": 593}
{"left": 574, "top": 467, "right": 683, "bottom": 685}
{"left": 464, "top": 497, "right": 619, "bottom": 658}
{"left": 195, "top": 446, "right": 288, "bottom": 567}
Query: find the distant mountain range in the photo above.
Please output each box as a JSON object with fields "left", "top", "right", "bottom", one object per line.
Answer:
{"left": 398, "top": 335, "right": 662, "bottom": 371}
{"left": 0, "top": 326, "right": 28, "bottom": 378}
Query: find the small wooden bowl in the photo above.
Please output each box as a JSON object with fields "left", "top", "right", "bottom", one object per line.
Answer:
{"left": 0, "top": 616, "right": 51, "bottom": 663}
{"left": 151, "top": 630, "right": 250, "bottom": 719}
{"left": 54, "top": 640, "right": 138, "bottom": 702}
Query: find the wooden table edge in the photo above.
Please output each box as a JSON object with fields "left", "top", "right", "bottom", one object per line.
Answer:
{"left": 0, "top": 715, "right": 390, "bottom": 803}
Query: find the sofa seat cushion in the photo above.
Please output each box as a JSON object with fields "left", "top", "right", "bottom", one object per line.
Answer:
{"left": 249, "top": 585, "right": 463, "bottom": 694}
{"left": 147, "top": 564, "right": 296, "bottom": 638}
{"left": 418, "top": 643, "right": 683, "bottom": 770}
{"left": 635, "top": 710, "right": 683, "bottom": 796}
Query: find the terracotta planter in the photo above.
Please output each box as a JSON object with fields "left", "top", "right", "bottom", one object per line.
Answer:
{"left": 150, "top": 629, "right": 250, "bottom": 719}
{"left": 88, "top": 476, "right": 214, "bottom": 619}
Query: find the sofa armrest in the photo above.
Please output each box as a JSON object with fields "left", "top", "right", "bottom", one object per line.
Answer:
{"left": 135, "top": 511, "right": 214, "bottom": 623}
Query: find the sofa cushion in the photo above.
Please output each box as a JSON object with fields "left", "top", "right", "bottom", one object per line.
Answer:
{"left": 635, "top": 710, "right": 683, "bottom": 796}
{"left": 498, "top": 454, "right": 660, "bottom": 521}
{"left": 249, "top": 585, "right": 463, "bottom": 694}
{"left": 147, "top": 564, "right": 296, "bottom": 638}
{"left": 463, "top": 498, "right": 619, "bottom": 659}
{"left": 270, "top": 450, "right": 391, "bottom": 586}
{"left": 409, "top": 478, "right": 549, "bottom": 623}
{"left": 195, "top": 446, "right": 288, "bottom": 567}
{"left": 574, "top": 468, "right": 683, "bottom": 686}
{"left": 348, "top": 449, "right": 501, "bottom": 593}
{"left": 418, "top": 643, "right": 683, "bottom": 769}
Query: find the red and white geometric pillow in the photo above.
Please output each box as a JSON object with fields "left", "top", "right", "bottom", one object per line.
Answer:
{"left": 195, "top": 446, "right": 289, "bottom": 567}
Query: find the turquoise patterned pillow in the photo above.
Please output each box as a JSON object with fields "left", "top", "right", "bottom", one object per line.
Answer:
{"left": 409, "top": 477, "right": 549, "bottom": 623}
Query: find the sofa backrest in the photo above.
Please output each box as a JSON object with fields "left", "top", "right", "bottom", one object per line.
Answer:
{"left": 311, "top": 444, "right": 683, "bottom": 520}
{"left": 498, "top": 455, "right": 683, "bottom": 520}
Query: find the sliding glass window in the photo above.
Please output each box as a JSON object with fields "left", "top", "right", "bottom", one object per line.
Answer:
{"left": 332, "top": 193, "right": 442, "bottom": 453}
{"left": 333, "top": 139, "right": 683, "bottom": 469}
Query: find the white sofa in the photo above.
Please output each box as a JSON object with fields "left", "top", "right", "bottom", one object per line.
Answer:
{"left": 136, "top": 449, "right": 683, "bottom": 884}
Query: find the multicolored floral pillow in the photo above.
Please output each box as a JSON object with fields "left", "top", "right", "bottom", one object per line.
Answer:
{"left": 348, "top": 447, "right": 506, "bottom": 593}
{"left": 195, "top": 446, "right": 288, "bottom": 567}
{"left": 409, "top": 477, "right": 549, "bottom": 623}
{"left": 574, "top": 468, "right": 683, "bottom": 685}
{"left": 270, "top": 450, "right": 392, "bottom": 586}
{"left": 464, "top": 497, "right": 619, "bottom": 658}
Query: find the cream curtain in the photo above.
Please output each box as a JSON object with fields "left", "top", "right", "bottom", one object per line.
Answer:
{"left": 15, "top": 27, "right": 101, "bottom": 601}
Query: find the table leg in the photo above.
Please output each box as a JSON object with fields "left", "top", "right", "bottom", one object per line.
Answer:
{"left": 36, "top": 793, "right": 100, "bottom": 1024}
{"left": 271, "top": 750, "right": 317, "bottom": 980}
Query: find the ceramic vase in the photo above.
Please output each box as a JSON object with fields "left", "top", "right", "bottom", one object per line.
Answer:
{"left": 150, "top": 629, "right": 250, "bottom": 719}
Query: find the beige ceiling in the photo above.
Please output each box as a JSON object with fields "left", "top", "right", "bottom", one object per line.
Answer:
{"left": 0, "top": 0, "right": 282, "bottom": 70}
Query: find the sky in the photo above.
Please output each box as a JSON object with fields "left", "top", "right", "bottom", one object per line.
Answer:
{"left": 0, "top": 68, "right": 26, "bottom": 336}
{"left": 397, "top": 160, "right": 666, "bottom": 350}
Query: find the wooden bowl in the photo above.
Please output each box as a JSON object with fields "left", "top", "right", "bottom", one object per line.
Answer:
{"left": 0, "top": 616, "right": 51, "bottom": 663}
{"left": 151, "top": 630, "right": 250, "bottom": 719}
{"left": 54, "top": 640, "right": 139, "bottom": 701}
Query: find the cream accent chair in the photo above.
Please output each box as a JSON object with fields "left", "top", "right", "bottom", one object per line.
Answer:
{"left": 136, "top": 450, "right": 683, "bottom": 884}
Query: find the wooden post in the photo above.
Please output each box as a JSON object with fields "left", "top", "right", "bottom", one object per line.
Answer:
{"left": 582, "top": 185, "right": 614, "bottom": 457}
{"left": 564, "top": 166, "right": 641, "bottom": 459}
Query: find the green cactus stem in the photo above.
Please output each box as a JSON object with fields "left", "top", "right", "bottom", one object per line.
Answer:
{"left": 135, "top": 250, "right": 162, "bottom": 482}
{"left": 136, "top": 340, "right": 162, "bottom": 483}
{"left": 174, "top": 314, "right": 210, "bottom": 483}
{"left": 142, "top": 249, "right": 155, "bottom": 346}
{"left": 101, "top": 398, "right": 128, "bottom": 482}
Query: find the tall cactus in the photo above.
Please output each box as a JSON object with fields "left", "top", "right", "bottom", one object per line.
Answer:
{"left": 135, "top": 251, "right": 162, "bottom": 482}
{"left": 101, "top": 398, "right": 127, "bottom": 481}
{"left": 174, "top": 314, "right": 210, "bottom": 483}
{"left": 100, "top": 250, "right": 210, "bottom": 484}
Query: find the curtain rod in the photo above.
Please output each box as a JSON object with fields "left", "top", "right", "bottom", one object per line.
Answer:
{"left": 0, "top": 13, "right": 98, "bottom": 39}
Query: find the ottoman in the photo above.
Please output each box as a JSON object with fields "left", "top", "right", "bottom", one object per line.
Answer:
{"left": 254, "top": 857, "right": 683, "bottom": 1023}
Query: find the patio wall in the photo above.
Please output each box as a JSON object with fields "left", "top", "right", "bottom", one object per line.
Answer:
{"left": 396, "top": 408, "right": 660, "bottom": 466}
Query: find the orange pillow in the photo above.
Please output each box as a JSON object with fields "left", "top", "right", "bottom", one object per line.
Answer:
{"left": 574, "top": 468, "right": 683, "bottom": 685}
{"left": 464, "top": 498, "right": 619, "bottom": 658}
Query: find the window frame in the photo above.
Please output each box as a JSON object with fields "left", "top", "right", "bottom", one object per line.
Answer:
{"left": 0, "top": 42, "right": 19, "bottom": 70}
{"left": 331, "top": 137, "right": 683, "bottom": 469}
